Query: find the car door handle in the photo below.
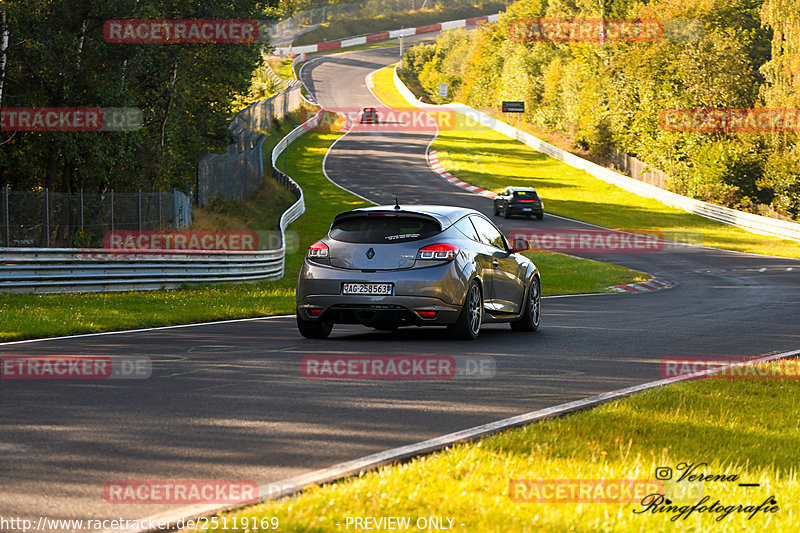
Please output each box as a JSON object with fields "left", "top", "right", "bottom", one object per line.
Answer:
{"left": 492, "top": 260, "right": 499, "bottom": 267}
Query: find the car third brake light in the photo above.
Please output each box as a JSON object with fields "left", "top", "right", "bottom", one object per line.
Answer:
{"left": 417, "top": 243, "right": 459, "bottom": 260}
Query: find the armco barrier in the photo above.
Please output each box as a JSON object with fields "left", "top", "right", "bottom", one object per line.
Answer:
{"left": 0, "top": 247, "right": 285, "bottom": 294}
{"left": 0, "top": 109, "right": 321, "bottom": 294}
{"left": 393, "top": 67, "right": 800, "bottom": 242}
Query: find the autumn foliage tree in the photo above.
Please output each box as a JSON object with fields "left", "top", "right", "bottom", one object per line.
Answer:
{"left": 0, "top": 0, "right": 265, "bottom": 194}
{"left": 402, "top": 0, "right": 800, "bottom": 218}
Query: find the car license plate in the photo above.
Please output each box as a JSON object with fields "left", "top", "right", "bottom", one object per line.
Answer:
{"left": 342, "top": 283, "right": 393, "bottom": 295}
{"left": 522, "top": 208, "right": 531, "bottom": 211}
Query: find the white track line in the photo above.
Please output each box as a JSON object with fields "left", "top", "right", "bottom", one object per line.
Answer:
{"left": 321, "top": 130, "right": 378, "bottom": 205}
{"left": 0, "top": 315, "right": 295, "bottom": 346}
{"left": 306, "top": 53, "right": 381, "bottom": 205}
{"left": 110, "top": 347, "right": 800, "bottom": 533}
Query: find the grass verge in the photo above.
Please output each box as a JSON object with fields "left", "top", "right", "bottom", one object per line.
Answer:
{"left": 267, "top": 57, "right": 295, "bottom": 81}
{"left": 528, "top": 252, "right": 647, "bottom": 295}
{"left": 184, "top": 357, "right": 800, "bottom": 532}
{"left": 371, "top": 66, "right": 800, "bottom": 259}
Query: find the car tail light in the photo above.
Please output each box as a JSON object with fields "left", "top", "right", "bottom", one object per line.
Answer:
{"left": 307, "top": 241, "right": 329, "bottom": 263}
{"left": 417, "top": 243, "right": 459, "bottom": 261}
{"left": 517, "top": 199, "right": 536, "bottom": 203}
{"left": 308, "top": 308, "right": 323, "bottom": 317}
{"left": 417, "top": 310, "right": 438, "bottom": 319}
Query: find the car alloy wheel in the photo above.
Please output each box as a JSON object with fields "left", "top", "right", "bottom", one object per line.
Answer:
{"left": 449, "top": 280, "right": 483, "bottom": 340}
{"left": 467, "top": 283, "right": 482, "bottom": 335}
{"left": 511, "top": 276, "right": 540, "bottom": 332}
{"left": 530, "top": 277, "right": 541, "bottom": 328}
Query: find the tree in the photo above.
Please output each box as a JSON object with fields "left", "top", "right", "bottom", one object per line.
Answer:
{"left": 0, "top": 0, "right": 264, "bottom": 194}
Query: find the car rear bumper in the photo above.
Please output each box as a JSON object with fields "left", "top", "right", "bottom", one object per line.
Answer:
{"left": 297, "top": 298, "right": 461, "bottom": 327}
{"left": 297, "top": 260, "right": 468, "bottom": 326}
{"left": 509, "top": 204, "right": 543, "bottom": 215}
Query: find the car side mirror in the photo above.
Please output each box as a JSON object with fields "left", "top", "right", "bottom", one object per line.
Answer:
{"left": 509, "top": 238, "right": 529, "bottom": 254}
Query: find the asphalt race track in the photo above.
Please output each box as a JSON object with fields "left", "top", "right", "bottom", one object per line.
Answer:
{"left": 2, "top": 47, "right": 800, "bottom": 531}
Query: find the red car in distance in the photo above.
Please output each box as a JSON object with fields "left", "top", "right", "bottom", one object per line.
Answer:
{"left": 358, "top": 107, "right": 380, "bottom": 124}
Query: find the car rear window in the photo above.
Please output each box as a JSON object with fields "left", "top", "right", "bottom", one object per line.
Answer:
{"left": 513, "top": 191, "right": 538, "bottom": 198}
{"left": 330, "top": 215, "right": 441, "bottom": 244}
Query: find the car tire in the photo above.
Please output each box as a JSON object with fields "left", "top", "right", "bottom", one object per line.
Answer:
{"left": 297, "top": 310, "right": 333, "bottom": 339}
{"left": 494, "top": 204, "right": 500, "bottom": 216}
{"left": 448, "top": 280, "right": 483, "bottom": 340}
{"left": 510, "top": 276, "right": 540, "bottom": 332}
{"left": 503, "top": 204, "right": 511, "bottom": 219}
{"left": 536, "top": 213, "right": 544, "bottom": 220}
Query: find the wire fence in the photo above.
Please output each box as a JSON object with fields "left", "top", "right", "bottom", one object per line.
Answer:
{"left": 197, "top": 81, "right": 304, "bottom": 207}
{"left": 0, "top": 187, "right": 192, "bottom": 248}
{"left": 608, "top": 149, "right": 668, "bottom": 189}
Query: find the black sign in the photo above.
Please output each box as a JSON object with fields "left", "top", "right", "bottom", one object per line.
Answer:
{"left": 502, "top": 101, "right": 525, "bottom": 113}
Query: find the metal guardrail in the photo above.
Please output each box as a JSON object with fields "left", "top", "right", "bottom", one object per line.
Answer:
{"left": 273, "top": 111, "right": 324, "bottom": 255}
{"left": 393, "top": 66, "right": 800, "bottom": 242}
{"left": 0, "top": 248, "right": 285, "bottom": 294}
{"left": 0, "top": 106, "right": 321, "bottom": 294}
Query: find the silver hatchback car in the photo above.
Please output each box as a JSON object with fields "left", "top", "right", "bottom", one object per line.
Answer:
{"left": 296, "top": 204, "right": 540, "bottom": 339}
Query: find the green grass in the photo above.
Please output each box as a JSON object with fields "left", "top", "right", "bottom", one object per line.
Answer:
{"left": 186, "top": 357, "right": 800, "bottom": 532}
{"left": 268, "top": 57, "right": 295, "bottom": 81}
{"left": 370, "top": 66, "right": 800, "bottom": 259}
{"left": 527, "top": 252, "right": 647, "bottom": 295}
{"left": 273, "top": 128, "right": 372, "bottom": 276}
